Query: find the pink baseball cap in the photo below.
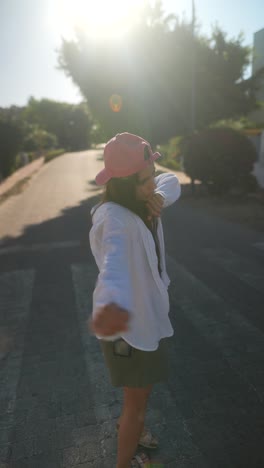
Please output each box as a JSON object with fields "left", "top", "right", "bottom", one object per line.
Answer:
{"left": 95, "top": 132, "right": 161, "bottom": 185}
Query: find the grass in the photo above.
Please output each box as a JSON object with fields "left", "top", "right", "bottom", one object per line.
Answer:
{"left": 44, "top": 149, "right": 65, "bottom": 163}
{"left": 0, "top": 176, "right": 32, "bottom": 205}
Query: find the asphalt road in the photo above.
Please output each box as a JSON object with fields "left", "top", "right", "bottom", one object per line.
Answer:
{"left": 0, "top": 150, "right": 264, "bottom": 468}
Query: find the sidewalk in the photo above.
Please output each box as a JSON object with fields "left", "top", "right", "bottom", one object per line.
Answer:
{"left": 0, "top": 157, "right": 45, "bottom": 197}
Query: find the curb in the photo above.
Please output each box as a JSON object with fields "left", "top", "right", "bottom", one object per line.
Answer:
{"left": 0, "top": 157, "right": 45, "bottom": 198}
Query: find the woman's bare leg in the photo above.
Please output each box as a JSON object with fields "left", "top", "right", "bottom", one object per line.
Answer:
{"left": 116, "top": 384, "right": 152, "bottom": 468}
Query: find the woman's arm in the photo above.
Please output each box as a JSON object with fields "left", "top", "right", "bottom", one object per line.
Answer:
{"left": 89, "top": 212, "right": 132, "bottom": 337}
{"left": 146, "top": 173, "right": 181, "bottom": 217}
{"left": 154, "top": 173, "right": 181, "bottom": 208}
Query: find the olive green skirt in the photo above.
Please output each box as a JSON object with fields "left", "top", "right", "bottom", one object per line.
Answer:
{"left": 99, "top": 337, "right": 170, "bottom": 388}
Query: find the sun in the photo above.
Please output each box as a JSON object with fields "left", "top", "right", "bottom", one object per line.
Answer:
{"left": 52, "top": 0, "right": 143, "bottom": 39}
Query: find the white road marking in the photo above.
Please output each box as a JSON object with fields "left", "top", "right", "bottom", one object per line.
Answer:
{"left": 71, "top": 263, "right": 119, "bottom": 461}
{"left": 0, "top": 270, "right": 35, "bottom": 456}
{"left": 201, "top": 247, "right": 264, "bottom": 293}
{"left": 0, "top": 241, "right": 80, "bottom": 256}
{"left": 1, "top": 256, "right": 258, "bottom": 463}
{"left": 166, "top": 254, "right": 264, "bottom": 402}
{"left": 253, "top": 241, "right": 264, "bottom": 252}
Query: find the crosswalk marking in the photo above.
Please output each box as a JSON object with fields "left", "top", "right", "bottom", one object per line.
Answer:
{"left": 0, "top": 270, "right": 35, "bottom": 456}
{"left": 253, "top": 241, "right": 264, "bottom": 252}
{"left": 71, "top": 263, "right": 120, "bottom": 463}
{"left": 72, "top": 256, "right": 264, "bottom": 406}
{"left": 0, "top": 245, "right": 263, "bottom": 464}
{"left": 166, "top": 254, "right": 264, "bottom": 402}
{"left": 0, "top": 241, "right": 80, "bottom": 256}
{"left": 201, "top": 247, "right": 264, "bottom": 293}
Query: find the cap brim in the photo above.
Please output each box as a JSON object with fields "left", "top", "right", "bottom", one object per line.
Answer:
{"left": 95, "top": 168, "right": 112, "bottom": 185}
{"left": 95, "top": 151, "right": 161, "bottom": 185}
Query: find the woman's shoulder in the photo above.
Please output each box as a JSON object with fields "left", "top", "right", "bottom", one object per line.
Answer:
{"left": 91, "top": 202, "right": 136, "bottom": 225}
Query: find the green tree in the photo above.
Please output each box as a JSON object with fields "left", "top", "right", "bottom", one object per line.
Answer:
{"left": 23, "top": 126, "right": 58, "bottom": 152}
{"left": 0, "top": 119, "right": 22, "bottom": 178}
{"left": 23, "top": 98, "right": 93, "bottom": 150}
{"left": 58, "top": 1, "right": 262, "bottom": 144}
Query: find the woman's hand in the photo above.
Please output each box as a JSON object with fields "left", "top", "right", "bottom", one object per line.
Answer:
{"left": 146, "top": 193, "right": 164, "bottom": 219}
{"left": 88, "top": 303, "right": 130, "bottom": 337}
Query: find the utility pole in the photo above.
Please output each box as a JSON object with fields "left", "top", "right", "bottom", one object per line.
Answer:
{"left": 190, "top": 0, "right": 196, "bottom": 194}
{"left": 191, "top": 0, "right": 196, "bottom": 133}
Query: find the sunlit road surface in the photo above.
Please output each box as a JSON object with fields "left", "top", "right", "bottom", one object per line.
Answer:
{"left": 0, "top": 149, "right": 264, "bottom": 467}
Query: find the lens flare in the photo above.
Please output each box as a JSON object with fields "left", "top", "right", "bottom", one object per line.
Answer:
{"left": 109, "top": 94, "right": 122, "bottom": 112}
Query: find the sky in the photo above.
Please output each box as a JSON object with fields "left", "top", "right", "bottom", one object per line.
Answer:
{"left": 0, "top": 0, "right": 263, "bottom": 108}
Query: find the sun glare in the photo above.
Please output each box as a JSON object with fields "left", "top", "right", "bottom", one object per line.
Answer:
{"left": 53, "top": 0, "right": 143, "bottom": 39}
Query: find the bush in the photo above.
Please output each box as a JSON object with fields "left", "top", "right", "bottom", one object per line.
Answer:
{"left": 0, "top": 120, "right": 22, "bottom": 178}
{"left": 157, "top": 136, "right": 182, "bottom": 171}
{"left": 23, "top": 128, "right": 58, "bottom": 152}
{"left": 182, "top": 127, "right": 258, "bottom": 194}
{"left": 27, "top": 152, "right": 36, "bottom": 162}
{"left": 44, "top": 149, "right": 65, "bottom": 163}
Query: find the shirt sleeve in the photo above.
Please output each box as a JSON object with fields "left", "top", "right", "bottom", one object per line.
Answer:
{"left": 154, "top": 173, "right": 181, "bottom": 208}
{"left": 92, "top": 213, "right": 133, "bottom": 316}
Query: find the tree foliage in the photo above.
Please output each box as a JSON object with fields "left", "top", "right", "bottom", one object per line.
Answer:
{"left": 157, "top": 136, "right": 183, "bottom": 170}
{"left": 58, "top": 1, "right": 262, "bottom": 144}
{"left": 23, "top": 98, "right": 93, "bottom": 151}
{"left": 23, "top": 126, "right": 58, "bottom": 152}
{"left": 0, "top": 107, "right": 26, "bottom": 178}
{"left": 0, "top": 119, "right": 22, "bottom": 178}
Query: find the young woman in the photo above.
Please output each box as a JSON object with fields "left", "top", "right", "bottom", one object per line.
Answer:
{"left": 89, "top": 132, "right": 181, "bottom": 468}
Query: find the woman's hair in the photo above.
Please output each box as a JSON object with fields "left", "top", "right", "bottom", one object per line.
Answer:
{"left": 100, "top": 174, "right": 150, "bottom": 227}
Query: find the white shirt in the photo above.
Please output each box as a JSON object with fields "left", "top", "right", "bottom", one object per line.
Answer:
{"left": 89, "top": 173, "right": 181, "bottom": 351}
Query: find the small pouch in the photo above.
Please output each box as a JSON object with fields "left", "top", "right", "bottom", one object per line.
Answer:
{"left": 113, "top": 338, "right": 132, "bottom": 357}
